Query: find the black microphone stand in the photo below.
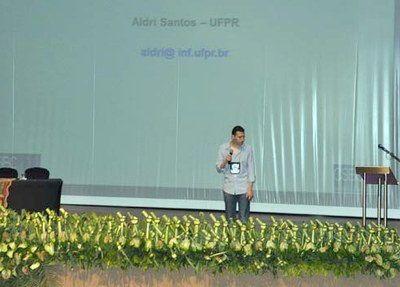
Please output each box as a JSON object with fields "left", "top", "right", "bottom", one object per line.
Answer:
{"left": 381, "top": 148, "right": 400, "bottom": 163}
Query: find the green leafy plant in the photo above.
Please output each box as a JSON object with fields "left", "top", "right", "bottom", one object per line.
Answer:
{"left": 0, "top": 207, "right": 400, "bottom": 287}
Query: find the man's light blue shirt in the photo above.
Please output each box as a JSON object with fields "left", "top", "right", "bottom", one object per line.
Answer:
{"left": 216, "top": 142, "right": 256, "bottom": 195}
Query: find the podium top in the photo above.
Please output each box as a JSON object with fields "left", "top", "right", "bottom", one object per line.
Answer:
{"left": 355, "top": 166, "right": 398, "bottom": 185}
{"left": 355, "top": 166, "right": 392, "bottom": 175}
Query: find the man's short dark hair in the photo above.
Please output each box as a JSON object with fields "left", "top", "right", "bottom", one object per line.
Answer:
{"left": 232, "top": 125, "right": 245, "bottom": 135}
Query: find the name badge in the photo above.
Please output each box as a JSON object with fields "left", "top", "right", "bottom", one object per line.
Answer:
{"left": 230, "top": 162, "right": 240, "bottom": 174}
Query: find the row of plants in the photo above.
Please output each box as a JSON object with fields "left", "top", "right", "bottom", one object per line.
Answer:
{"left": 0, "top": 207, "right": 400, "bottom": 286}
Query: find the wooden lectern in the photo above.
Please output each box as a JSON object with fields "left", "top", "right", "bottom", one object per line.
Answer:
{"left": 355, "top": 166, "right": 398, "bottom": 227}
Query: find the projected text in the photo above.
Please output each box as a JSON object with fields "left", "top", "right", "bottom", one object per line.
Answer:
{"left": 141, "top": 48, "right": 230, "bottom": 60}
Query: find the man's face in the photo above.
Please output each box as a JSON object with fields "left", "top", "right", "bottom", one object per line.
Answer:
{"left": 231, "top": 131, "right": 245, "bottom": 146}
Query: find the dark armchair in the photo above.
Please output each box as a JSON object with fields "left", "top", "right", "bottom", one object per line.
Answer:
{"left": 25, "top": 167, "right": 50, "bottom": 179}
{"left": 0, "top": 167, "right": 18, "bottom": 179}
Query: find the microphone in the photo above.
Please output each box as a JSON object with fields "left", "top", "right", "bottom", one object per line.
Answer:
{"left": 228, "top": 150, "right": 233, "bottom": 164}
{"left": 378, "top": 144, "right": 400, "bottom": 163}
{"left": 378, "top": 144, "right": 390, "bottom": 153}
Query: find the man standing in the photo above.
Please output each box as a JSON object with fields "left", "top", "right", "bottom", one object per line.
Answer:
{"left": 216, "top": 126, "right": 256, "bottom": 222}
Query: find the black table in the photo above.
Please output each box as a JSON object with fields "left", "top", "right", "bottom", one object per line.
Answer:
{"left": 7, "top": 179, "right": 63, "bottom": 214}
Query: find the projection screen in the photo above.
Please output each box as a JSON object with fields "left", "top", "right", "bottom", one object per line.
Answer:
{"left": 1, "top": 0, "right": 400, "bottom": 218}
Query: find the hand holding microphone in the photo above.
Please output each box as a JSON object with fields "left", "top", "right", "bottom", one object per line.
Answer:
{"left": 219, "top": 150, "right": 234, "bottom": 169}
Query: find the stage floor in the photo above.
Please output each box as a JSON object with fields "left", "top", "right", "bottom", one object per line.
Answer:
{"left": 61, "top": 204, "right": 400, "bottom": 231}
